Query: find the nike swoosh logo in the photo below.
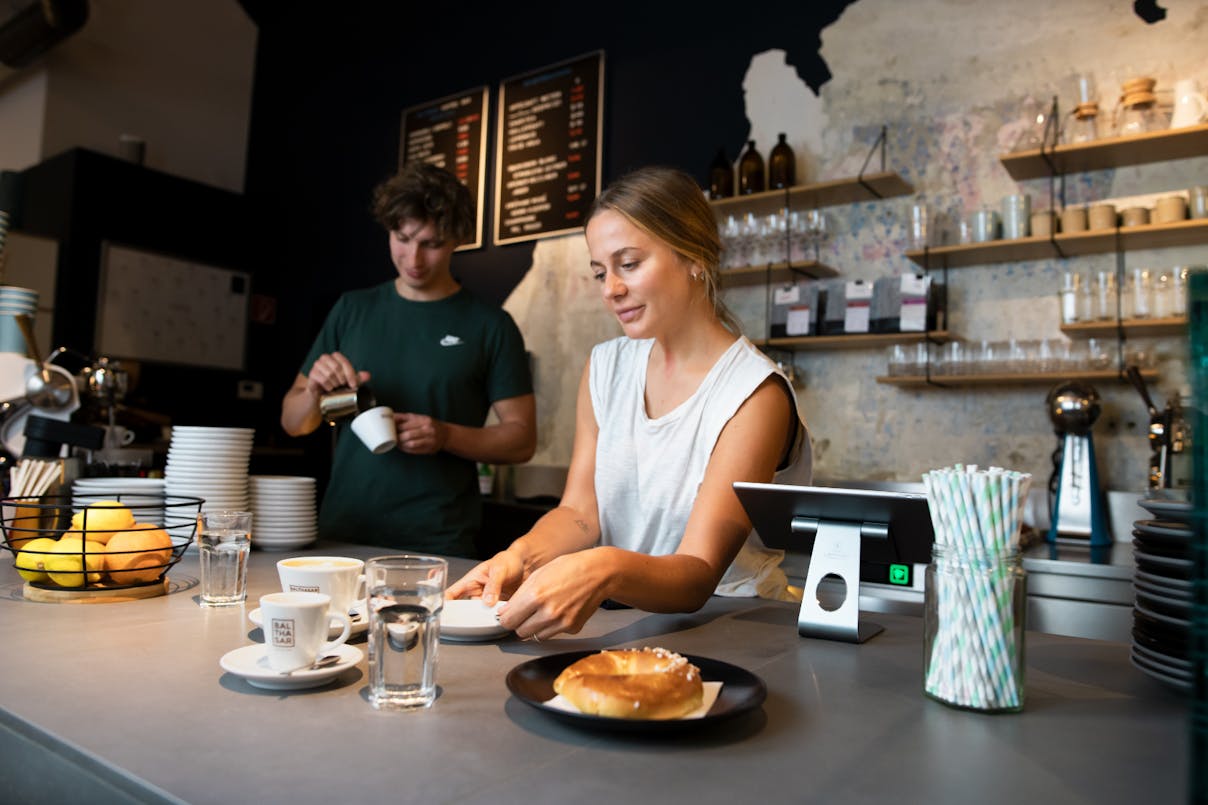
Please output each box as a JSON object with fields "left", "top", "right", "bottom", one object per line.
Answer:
{"left": 440, "top": 335, "right": 464, "bottom": 347}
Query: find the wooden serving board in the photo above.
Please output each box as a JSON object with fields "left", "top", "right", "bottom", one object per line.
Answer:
{"left": 24, "top": 578, "right": 169, "bottom": 604}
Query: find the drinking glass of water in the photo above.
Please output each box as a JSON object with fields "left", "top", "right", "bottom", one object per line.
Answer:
{"left": 197, "top": 510, "right": 252, "bottom": 607}
{"left": 366, "top": 554, "right": 448, "bottom": 711}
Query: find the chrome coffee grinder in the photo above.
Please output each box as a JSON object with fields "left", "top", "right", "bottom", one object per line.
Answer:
{"left": 1046, "top": 380, "right": 1110, "bottom": 545}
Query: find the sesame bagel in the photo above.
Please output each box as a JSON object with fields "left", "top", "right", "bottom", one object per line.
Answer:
{"left": 553, "top": 647, "right": 704, "bottom": 719}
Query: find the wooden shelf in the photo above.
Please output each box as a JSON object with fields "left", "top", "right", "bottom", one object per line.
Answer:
{"left": 876, "top": 368, "right": 1158, "bottom": 388}
{"left": 718, "top": 261, "right": 838, "bottom": 287}
{"left": 710, "top": 172, "right": 913, "bottom": 217}
{"left": 1060, "top": 316, "right": 1188, "bottom": 339}
{"left": 1000, "top": 123, "right": 1208, "bottom": 180}
{"left": 905, "top": 218, "right": 1208, "bottom": 268}
{"left": 757, "top": 330, "right": 953, "bottom": 351}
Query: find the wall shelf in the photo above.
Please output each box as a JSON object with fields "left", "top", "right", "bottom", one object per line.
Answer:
{"left": 999, "top": 123, "right": 1208, "bottom": 180}
{"left": 758, "top": 330, "right": 953, "bottom": 351}
{"left": 719, "top": 261, "right": 838, "bottom": 287}
{"left": 710, "top": 171, "right": 913, "bottom": 217}
{"left": 875, "top": 368, "right": 1158, "bottom": 388}
{"left": 905, "top": 218, "right": 1208, "bottom": 268}
{"left": 1060, "top": 316, "right": 1188, "bottom": 339}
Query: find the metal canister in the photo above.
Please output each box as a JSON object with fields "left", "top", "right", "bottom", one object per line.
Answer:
{"left": 318, "top": 386, "right": 376, "bottom": 423}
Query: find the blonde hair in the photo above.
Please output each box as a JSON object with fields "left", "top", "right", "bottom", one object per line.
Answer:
{"left": 588, "top": 166, "right": 741, "bottom": 333}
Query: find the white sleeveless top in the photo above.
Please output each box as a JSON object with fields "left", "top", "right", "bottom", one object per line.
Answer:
{"left": 589, "top": 335, "right": 812, "bottom": 598}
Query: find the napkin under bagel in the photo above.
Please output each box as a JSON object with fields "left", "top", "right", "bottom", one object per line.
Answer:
{"left": 552, "top": 647, "right": 703, "bottom": 719}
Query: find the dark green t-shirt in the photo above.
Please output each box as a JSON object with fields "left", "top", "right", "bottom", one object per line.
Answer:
{"left": 302, "top": 282, "right": 532, "bottom": 556}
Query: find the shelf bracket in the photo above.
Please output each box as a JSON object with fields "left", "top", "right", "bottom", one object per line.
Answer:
{"left": 856, "top": 125, "right": 889, "bottom": 199}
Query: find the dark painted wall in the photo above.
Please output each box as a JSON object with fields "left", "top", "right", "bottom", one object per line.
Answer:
{"left": 241, "top": 1, "right": 856, "bottom": 409}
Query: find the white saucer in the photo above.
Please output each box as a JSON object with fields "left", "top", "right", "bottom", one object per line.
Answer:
{"left": 249, "top": 600, "right": 369, "bottom": 637}
{"left": 219, "top": 643, "right": 362, "bottom": 690}
{"left": 441, "top": 598, "right": 511, "bottom": 642}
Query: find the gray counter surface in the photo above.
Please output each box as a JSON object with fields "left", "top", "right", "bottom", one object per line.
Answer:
{"left": 0, "top": 540, "right": 1190, "bottom": 804}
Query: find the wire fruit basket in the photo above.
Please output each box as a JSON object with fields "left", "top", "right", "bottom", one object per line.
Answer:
{"left": 0, "top": 493, "right": 204, "bottom": 602}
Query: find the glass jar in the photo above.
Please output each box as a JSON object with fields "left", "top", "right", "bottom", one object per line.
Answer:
{"left": 1059, "top": 270, "right": 1080, "bottom": 324}
{"left": 923, "top": 546, "right": 1027, "bottom": 713}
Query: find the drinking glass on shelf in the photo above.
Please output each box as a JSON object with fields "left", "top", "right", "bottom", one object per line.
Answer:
{"left": 1064, "top": 339, "right": 1088, "bottom": 371}
{"left": 720, "top": 214, "right": 741, "bottom": 270}
{"left": 975, "top": 339, "right": 999, "bottom": 375}
{"left": 1077, "top": 271, "right": 1096, "bottom": 322}
{"left": 788, "top": 211, "right": 808, "bottom": 263}
{"left": 1036, "top": 338, "right": 1058, "bottom": 373}
{"left": 1130, "top": 268, "right": 1153, "bottom": 319}
{"left": 907, "top": 201, "right": 931, "bottom": 251}
{"left": 1173, "top": 267, "right": 1189, "bottom": 317}
{"left": 1153, "top": 270, "right": 1174, "bottom": 318}
{"left": 802, "top": 209, "right": 828, "bottom": 259}
{"left": 941, "top": 341, "right": 965, "bottom": 376}
{"left": 1059, "top": 271, "right": 1081, "bottom": 324}
{"left": 1086, "top": 337, "right": 1112, "bottom": 370}
{"left": 1095, "top": 270, "right": 1117, "bottom": 320}
{"left": 887, "top": 345, "right": 908, "bottom": 377}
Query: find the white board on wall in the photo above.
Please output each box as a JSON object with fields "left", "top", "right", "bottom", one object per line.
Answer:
{"left": 96, "top": 242, "right": 249, "bottom": 370}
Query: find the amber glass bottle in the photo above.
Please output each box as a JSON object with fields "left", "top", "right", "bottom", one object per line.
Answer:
{"left": 768, "top": 133, "right": 796, "bottom": 189}
{"left": 738, "top": 140, "right": 765, "bottom": 195}
{"left": 708, "top": 147, "right": 733, "bottom": 199}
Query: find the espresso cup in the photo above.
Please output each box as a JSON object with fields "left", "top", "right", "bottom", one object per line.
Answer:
{"left": 351, "top": 406, "right": 397, "bottom": 454}
{"left": 277, "top": 556, "right": 366, "bottom": 618}
{"left": 259, "top": 591, "right": 352, "bottom": 672}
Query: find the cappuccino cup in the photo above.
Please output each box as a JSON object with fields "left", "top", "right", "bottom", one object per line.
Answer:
{"left": 278, "top": 556, "right": 367, "bottom": 618}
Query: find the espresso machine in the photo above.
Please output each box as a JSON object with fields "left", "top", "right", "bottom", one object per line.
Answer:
{"left": 1125, "top": 366, "right": 1192, "bottom": 492}
{"left": 1046, "top": 380, "right": 1110, "bottom": 546}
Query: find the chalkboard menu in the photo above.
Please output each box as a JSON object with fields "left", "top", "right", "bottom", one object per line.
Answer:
{"left": 399, "top": 86, "right": 489, "bottom": 250}
{"left": 493, "top": 51, "right": 605, "bottom": 245}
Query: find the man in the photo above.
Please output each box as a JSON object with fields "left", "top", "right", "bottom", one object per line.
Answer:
{"left": 281, "top": 162, "right": 536, "bottom": 557}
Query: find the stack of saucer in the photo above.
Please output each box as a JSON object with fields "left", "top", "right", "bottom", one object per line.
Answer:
{"left": 249, "top": 475, "right": 317, "bottom": 550}
{"left": 72, "top": 476, "right": 166, "bottom": 525}
{"left": 1130, "top": 494, "right": 1194, "bottom": 693}
{"left": 163, "top": 427, "right": 254, "bottom": 514}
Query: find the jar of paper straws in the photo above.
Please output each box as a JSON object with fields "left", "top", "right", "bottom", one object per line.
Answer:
{"left": 921, "top": 464, "right": 1031, "bottom": 713}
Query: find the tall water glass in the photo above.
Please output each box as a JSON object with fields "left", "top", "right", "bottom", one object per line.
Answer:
{"left": 366, "top": 554, "right": 447, "bottom": 710}
{"left": 197, "top": 511, "right": 252, "bottom": 607}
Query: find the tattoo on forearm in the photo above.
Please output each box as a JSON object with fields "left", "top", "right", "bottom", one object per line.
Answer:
{"left": 574, "top": 519, "right": 590, "bottom": 536}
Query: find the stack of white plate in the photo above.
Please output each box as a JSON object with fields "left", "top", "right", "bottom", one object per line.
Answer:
{"left": 164, "top": 426, "right": 255, "bottom": 513}
{"left": 72, "top": 477, "right": 166, "bottom": 525}
{"left": 249, "top": 475, "right": 317, "bottom": 550}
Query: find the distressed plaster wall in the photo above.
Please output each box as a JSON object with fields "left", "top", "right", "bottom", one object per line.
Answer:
{"left": 507, "top": 0, "right": 1207, "bottom": 496}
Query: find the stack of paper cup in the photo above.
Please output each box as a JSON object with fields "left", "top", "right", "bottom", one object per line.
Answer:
{"left": 0, "top": 286, "right": 38, "bottom": 355}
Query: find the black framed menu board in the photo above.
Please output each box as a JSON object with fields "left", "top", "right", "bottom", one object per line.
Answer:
{"left": 493, "top": 51, "right": 605, "bottom": 245}
{"left": 399, "top": 85, "right": 489, "bottom": 250}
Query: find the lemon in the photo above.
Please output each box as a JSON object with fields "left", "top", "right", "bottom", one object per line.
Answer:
{"left": 45, "top": 536, "right": 107, "bottom": 587}
{"left": 69, "top": 501, "right": 135, "bottom": 545}
{"left": 14, "top": 537, "right": 59, "bottom": 583}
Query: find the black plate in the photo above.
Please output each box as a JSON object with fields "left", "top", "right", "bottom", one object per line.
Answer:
{"left": 1132, "top": 545, "right": 1193, "bottom": 577}
{"left": 505, "top": 650, "right": 767, "bottom": 733}
{"left": 1135, "top": 568, "right": 1192, "bottom": 592}
{"left": 1137, "top": 497, "right": 1193, "bottom": 521}
{"left": 1135, "top": 588, "right": 1192, "bottom": 616}
{"left": 1134, "top": 519, "right": 1194, "bottom": 539}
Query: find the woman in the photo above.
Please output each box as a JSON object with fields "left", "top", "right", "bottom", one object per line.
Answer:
{"left": 447, "top": 166, "right": 811, "bottom": 639}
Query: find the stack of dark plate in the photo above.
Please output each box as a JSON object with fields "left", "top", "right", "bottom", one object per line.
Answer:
{"left": 1131, "top": 495, "right": 1194, "bottom": 692}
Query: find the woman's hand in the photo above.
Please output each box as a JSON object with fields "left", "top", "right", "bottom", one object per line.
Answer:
{"left": 445, "top": 549, "right": 526, "bottom": 607}
{"left": 496, "top": 548, "right": 616, "bottom": 640}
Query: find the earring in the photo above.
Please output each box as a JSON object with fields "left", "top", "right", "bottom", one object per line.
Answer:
{"left": 693, "top": 272, "right": 705, "bottom": 282}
